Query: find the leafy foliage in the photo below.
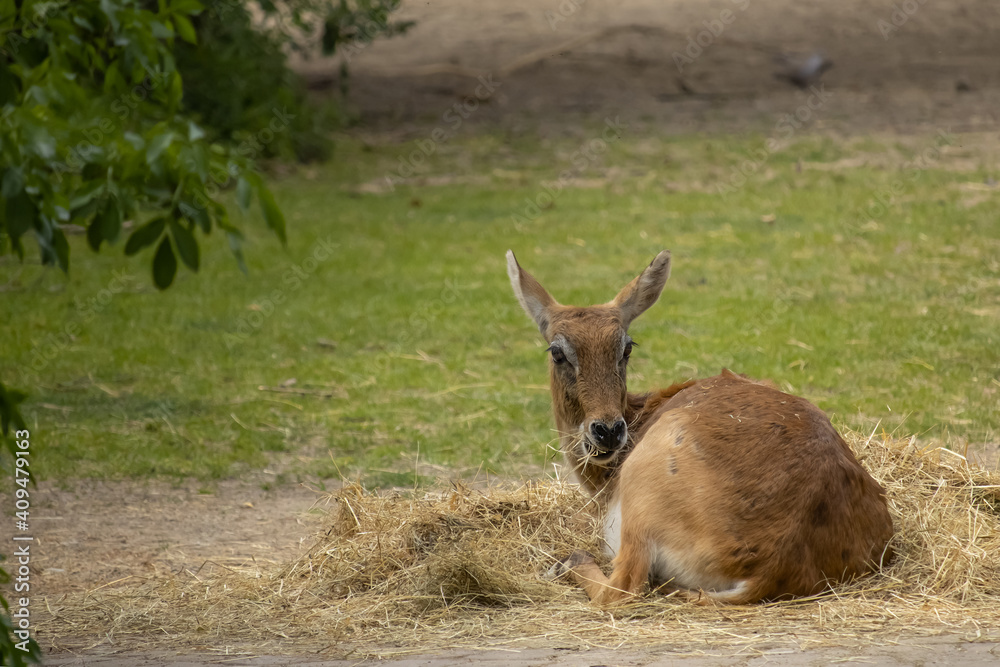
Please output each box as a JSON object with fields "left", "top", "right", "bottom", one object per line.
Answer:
{"left": 0, "top": 0, "right": 286, "bottom": 289}
{"left": 0, "top": 380, "right": 28, "bottom": 486}
{"left": 0, "top": 383, "right": 26, "bottom": 439}
{"left": 175, "top": 1, "right": 332, "bottom": 163}
{"left": 0, "top": 0, "right": 414, "bottom": 288}
{"left": 0, "top": 0, "right": 412, "bottom": 656}
{"left": 173, "top": 0, "right": 413, "bottom": 162}
{"left": 320, "top": 0, "right": 414, "bottom": 56}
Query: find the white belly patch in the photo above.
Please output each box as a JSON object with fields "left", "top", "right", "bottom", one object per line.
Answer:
{"left": 648, "top": 543, "right": 746, "bottom": 594}
{"left": 604, "top": 498, "right": 747, "bottom": 595}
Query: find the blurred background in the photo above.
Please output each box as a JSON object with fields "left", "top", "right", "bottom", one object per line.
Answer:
{"left": 0, "top": 0, "right": 1000, "bottom": 580}
{"left": 1, "top": 0, "right": 999, "bottom": 657}
{"left": 321, "top": 0, "right": 999, "bottom": 135}
{"left": 2, "top": 0, "right": 998, "bottom": 484}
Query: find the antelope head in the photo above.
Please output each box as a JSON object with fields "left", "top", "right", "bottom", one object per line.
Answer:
{"left": 507, "top": 250, "right": 672, "bottom": 493}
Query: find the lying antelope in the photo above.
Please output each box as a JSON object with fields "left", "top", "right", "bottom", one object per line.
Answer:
{"left": 507, "top": 249, "right": 893, "bottom": 605}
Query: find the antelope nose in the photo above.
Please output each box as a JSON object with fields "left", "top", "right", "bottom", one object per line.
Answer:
{"left": 590, "top": 419, "right": 627, "bottom": 451}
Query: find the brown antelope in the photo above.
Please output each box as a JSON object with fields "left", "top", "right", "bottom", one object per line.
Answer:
{"left": 507, "top": 249, "right": 894, "bottom": 605}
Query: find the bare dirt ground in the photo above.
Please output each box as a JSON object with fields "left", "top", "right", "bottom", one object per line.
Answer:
{"left": 21, "top": 478, "right": 325, "bottom": 600}
{"left": 34, "top": 638, "right": 1000, "bottom": 666}
{"left": 18, "top": 0, "right": 1000, "bottom": 664}
{"left": 307, "top": 0, "right": 1000, "bottom": 138}
{"left": 7, "top": 477, "right": 328, "bottom": 656}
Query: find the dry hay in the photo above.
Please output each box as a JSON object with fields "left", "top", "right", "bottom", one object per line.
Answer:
{"left": 42, "top": 432, "right": 1000, "bottom": 658}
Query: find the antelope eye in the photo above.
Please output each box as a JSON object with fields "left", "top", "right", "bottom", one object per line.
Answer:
{"left": 549, "top": 346, "right": 566, "bottom": 364}
{"left": 622, "top": 341, "right": 634, "bottom": 361}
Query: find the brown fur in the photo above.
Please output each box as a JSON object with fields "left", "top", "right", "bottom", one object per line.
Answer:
{"left": 508, "top": 250, "right": 894, "bottom": 605}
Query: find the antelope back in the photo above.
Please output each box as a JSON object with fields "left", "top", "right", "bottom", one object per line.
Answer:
{"left": 617, "top": 370, "right": 895, "bottom": 600}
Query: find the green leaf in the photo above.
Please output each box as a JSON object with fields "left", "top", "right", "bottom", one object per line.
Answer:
{"left": 179, "top": 199, "right": 211, "bottom": 233}
{"left": 52, "top": 226, "right": 70, "bottom": 272}
{"left": 124, "top": 132, "right": 145, "bottom": 151}
{"left": 167, "top": 71, "right": 183, "bottom": 111}
{"left": 185, "top": 144, "right": 208, "bottom": 180}
{"left": 100, "top": 196, "right": 122, "bottom": 240}
{"left": 86, "top": 215, "right": 103, "bottom": 252}
{"left": 5, "top": 191, "right": 37, "bottom": 241}
{"left": 0, "top": 0, "right": 15, "bottom": 30}
{"left": 52, "top": 191, "right": 72, "bottom": 222}
{"left": 146, "top": 132, "right": 174, "bottom": 165}
{"left": 124, "top": 217, "right": 166, "bottom": 255}
{"left": 236, "top": 175, "right": 252, "bottom": 211}
{"left": 101, "top": 0, "right": 122, "bottom": 32}
{"left": 0, "top": 57, "right": 20, "bottom": 105}
{"left": 151, "top": 20, "right": 174, "bottom": 39}
{"left": 0, "top": 381, "right": 28, "bottom": 436}
{"left": 169, "top": 217, "right": 199, "bottom": 271}
{"left": 23, "top": 124, "right": 56, "bottom": 160}
{"left": 173, "top": 13, "right": 197, "bottom": 43}
{"left": 69, "top": 180, "right": 106, "bottom": 213}
{"left": 87, "top": 197, "right": 123, "bottom": 251}
{"left": 256, "top": 182, "right": 286, "bottom": 244}
{"left": 103, "top": 59, "right": 125, "bottom": 94}
{"left": 1, "top": 167, "right": 24, "bottom": 198}
{"left": 152, "top": 236, "right": 177, "bottom": 289}
{"left": 227, "top": 231, "right": 248, "bottom": 275}
{"left": 35, "top": 225, "right": 57, "bottom": 267}
{"left": 171, "top": 0, "right": 204, "bottom": 13}
{"left": 187, "top": 120, "right": 205, "bottom": 141}
{"left": 72, "top": 13, "right": 95, "bottom": 30}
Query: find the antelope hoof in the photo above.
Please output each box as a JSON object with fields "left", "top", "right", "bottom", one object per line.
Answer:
{"left": 545, "top": 550, "right": 596, "bottom": 581}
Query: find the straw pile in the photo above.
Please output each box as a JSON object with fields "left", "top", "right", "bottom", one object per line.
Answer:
{"left": 42, "top": 432, "right": 1000, "bottom": 657}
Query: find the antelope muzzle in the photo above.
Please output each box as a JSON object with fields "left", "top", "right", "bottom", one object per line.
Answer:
{"left": 583, "top": 418, "right": 628, "bottom": 461}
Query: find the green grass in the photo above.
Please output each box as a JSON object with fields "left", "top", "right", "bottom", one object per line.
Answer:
{"left": 3, "top": 126, "right": 999, "bottom": 484}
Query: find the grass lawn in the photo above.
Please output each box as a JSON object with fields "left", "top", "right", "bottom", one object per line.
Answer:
{"left": 3, "top": 125, "right": 999, "bottom": 485}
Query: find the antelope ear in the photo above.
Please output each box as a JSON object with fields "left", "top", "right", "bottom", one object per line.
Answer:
{"left": 612, "top": 250, "right": 672, "bottom": 327}
{"left": 507, "top": 250, "right": 558, "bottom": 338}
